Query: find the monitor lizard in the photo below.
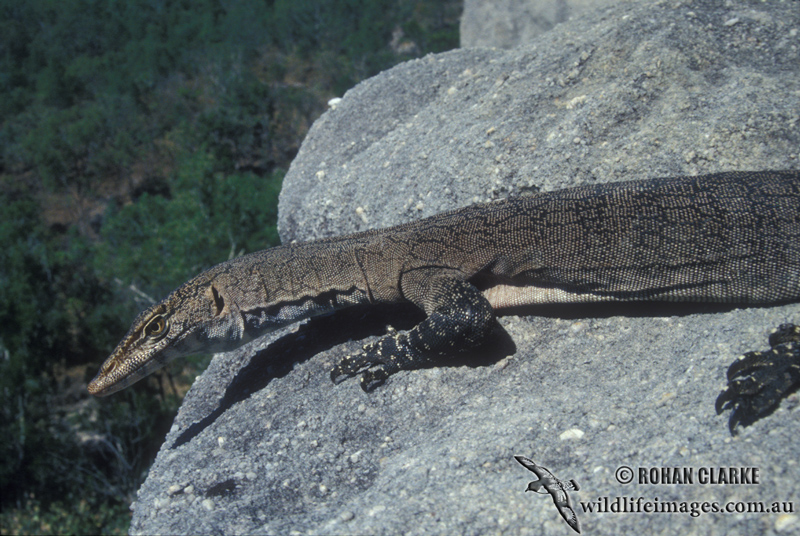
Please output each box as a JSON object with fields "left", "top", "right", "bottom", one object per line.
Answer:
{"left": 88, "top": 170, "right": 800, "bottom": 432}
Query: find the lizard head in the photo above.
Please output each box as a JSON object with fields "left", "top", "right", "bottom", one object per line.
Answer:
{"left": 88, "top": 244, "right": 353, "bottom": 396}
{"left": 88, "top": 271, "right": 250, "bottom": 397}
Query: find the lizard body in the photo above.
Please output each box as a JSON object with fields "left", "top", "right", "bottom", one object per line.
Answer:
{"left": 89, "top": 171, "right": 800, "bottom": 428}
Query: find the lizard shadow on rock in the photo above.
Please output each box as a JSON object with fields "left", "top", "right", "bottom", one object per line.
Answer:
{"left": 172, "top": 303, "right": 511, "bottom": 448}
{"left": 171, "top": 299, "right": 757, "bottom": 448}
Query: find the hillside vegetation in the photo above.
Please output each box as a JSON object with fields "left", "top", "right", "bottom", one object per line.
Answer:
{"left": 0, "top": 1, "right": 460, "bottom": 532}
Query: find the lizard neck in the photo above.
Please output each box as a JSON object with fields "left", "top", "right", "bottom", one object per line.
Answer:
{"left": 207, "top": 236, "right": 399, "bottom": 343}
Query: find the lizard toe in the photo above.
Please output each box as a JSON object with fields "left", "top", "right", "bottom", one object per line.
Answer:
{"left": 360, "top": 365, "right": 393, "bottom": 392}
{"left": 769, "top": 323, "right": 800, "bottom": 347}
{"left": 717, "top": 324, "right": 800, "bottom": 434}
{"left": 330, "top": 338, "right": 394, "bottom": 384}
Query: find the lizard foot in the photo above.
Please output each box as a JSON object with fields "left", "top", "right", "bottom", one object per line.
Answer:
{"left": 716, "top": 323, "right": 800, "bottom": 434}
{"left": 330, "top": 276, "right": 495, "bottom": 392}
{"left": 330, "top": 326, "right": 422, "bottom": 391}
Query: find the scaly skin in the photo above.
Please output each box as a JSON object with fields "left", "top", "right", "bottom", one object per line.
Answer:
{"left": 89, "top": 170, "right": 800, "bottom": 429}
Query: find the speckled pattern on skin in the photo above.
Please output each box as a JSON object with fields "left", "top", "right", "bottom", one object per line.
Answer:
{"left": 91, "top": 171, "right": 800, "bottom": 421}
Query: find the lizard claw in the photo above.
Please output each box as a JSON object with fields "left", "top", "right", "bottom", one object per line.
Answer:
{"left": 330, "top": 329, "right": 411, "bottom": 388}
{"left": 716, "top": 324, "right": 800, "bottom": 434}
{"left": 330, "top": 347, "right": 370, "bottom": 383}
{"left": 360, "top": 366, "right": 390, "bottom": 392}
{"left": 330, "top": 340, "right": 390, "bottom": 385}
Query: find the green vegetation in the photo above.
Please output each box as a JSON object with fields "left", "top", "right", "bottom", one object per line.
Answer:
{"left": 0, "top": 0, "right": 460, "bottom": 533}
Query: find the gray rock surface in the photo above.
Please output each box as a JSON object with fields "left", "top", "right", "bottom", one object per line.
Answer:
{"left": 130, "top": 1, "right": 800, "bottom": 534}
{"left": 460, "top": 0, "right": 622, "bottom": 48}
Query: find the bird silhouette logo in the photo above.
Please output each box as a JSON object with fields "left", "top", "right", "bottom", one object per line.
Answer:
{"left": 514, "top": 456, "right": 581, "bottom": 533}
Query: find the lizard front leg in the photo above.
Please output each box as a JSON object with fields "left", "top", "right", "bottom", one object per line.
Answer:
{"left": 716, "top": 323, "right": 800, "bottom": 433}
{"left": 331, "top": 272, "right": 495, "bottom": 391}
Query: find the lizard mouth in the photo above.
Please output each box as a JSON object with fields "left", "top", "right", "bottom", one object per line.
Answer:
{"left": 87, "top": 353, "right": 162, "bottom": 396}
{"left": 87, "top": 375, "right": 115, "bottom": 397}
{"left": 87, "top": 369, "right": 127, "bottom": 397}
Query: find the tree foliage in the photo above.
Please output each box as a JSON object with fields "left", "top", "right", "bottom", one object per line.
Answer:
{"left": 0, "top": 0, "right": 460, "bottom": 532}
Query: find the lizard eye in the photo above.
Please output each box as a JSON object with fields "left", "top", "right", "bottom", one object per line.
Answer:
{"left": 144, "top": 315, "right": 168, "bottom": 339}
